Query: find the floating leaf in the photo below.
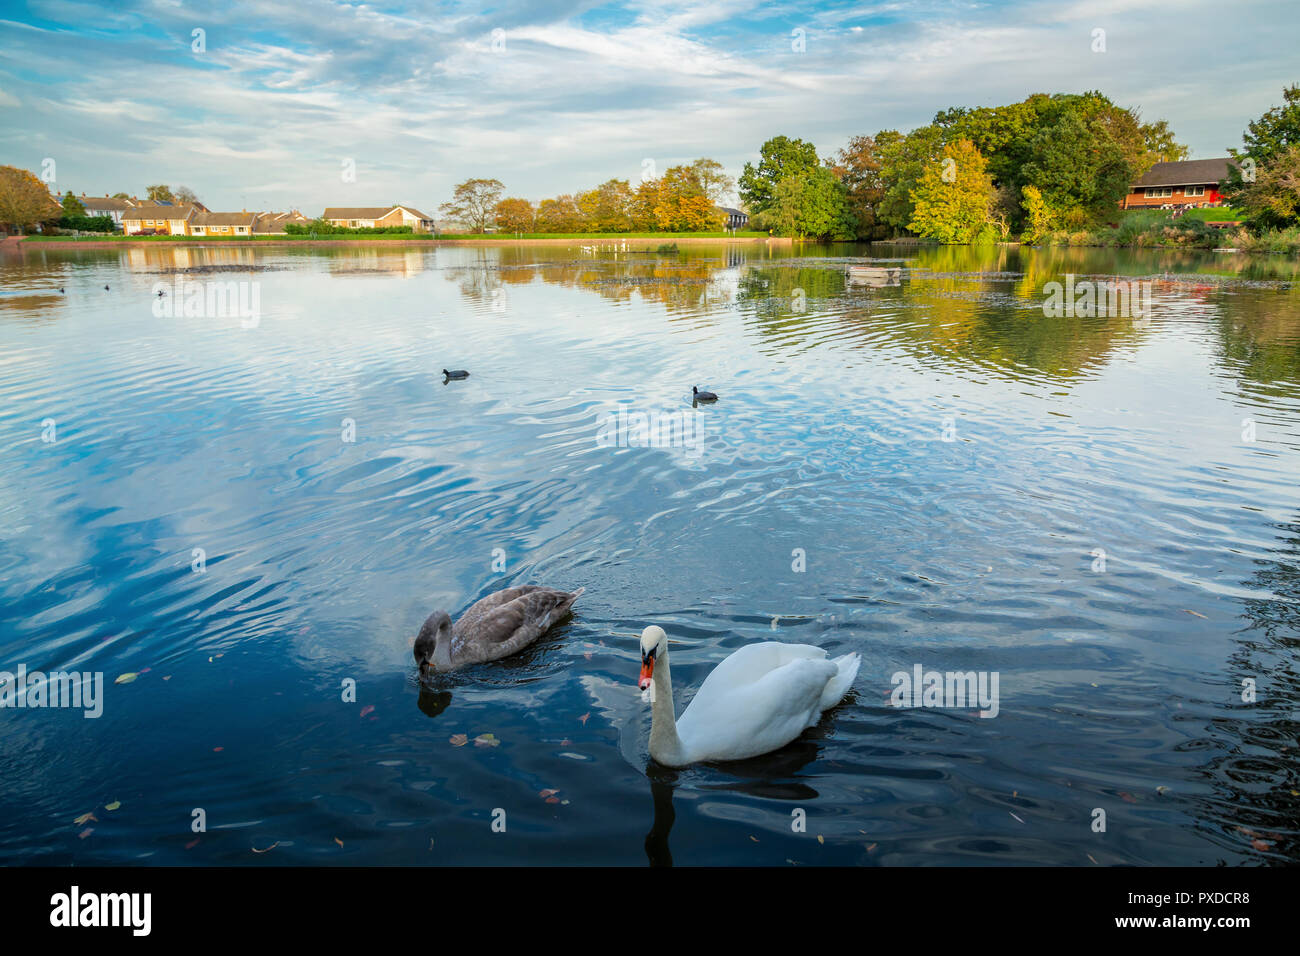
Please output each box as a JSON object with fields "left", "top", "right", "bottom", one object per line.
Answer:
{"left": 1119, "top": 791, "right": 1137, "bottom": 804}
{"left": 252, "top": 841, "right": 280, "bottom": 854}
{"left": 866, "top": 843, "right": 878, "bottom": 853}
{"left": 359, "top": 705, "right": 375, "bottom": 718}
{"left": 449, "top": 734, "right": 468, "bottom": 747}
{"left": 1087, "top": 853, "right": 1099, "bottom": 865}
{"left": 1181, "top": 609, "right": 1208, "bottom": 619}
{"left": 1155, "top": 786, "right": 1169, "bottom": 795}
{"left": 578, "top": 712, "right": 590, "bottom": 726}
{"left": 114, "top": 672, "right": 139, "bottom": 684}
{"left": 74, "top": 811, "right": 97, "bottom": 825}
{"left": 817, "top": 834, "right": 825, "bottom": 844}
{"left": 185, "top": 838, "right": 200, "bottom": 850}
{"left": 546, "top": 797, "right": 560, "bottom": 804}
{"left": 78, "top": 828, "right": 94, "bottom": 839}
{"left": 474, "top": 733, "right": 500, "bottom": 748}
{"left": 104, "top": 801, "right": 121, "bottom": 812}
{"left": 1251, "top": 838, "right": 1273, "bottom": 851}
{"left": 539, "top": 789, "right": 558, "bottom": 799}
{"left": 334, "top": 837, "right": 344, "bottom": 848}
{"left": 213, "top": 746, "right": 224, "bottom": 752}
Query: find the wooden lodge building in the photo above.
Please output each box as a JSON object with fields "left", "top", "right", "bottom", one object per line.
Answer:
{"left": 1120, "top": 157, "right": 1240, "bottom": 210}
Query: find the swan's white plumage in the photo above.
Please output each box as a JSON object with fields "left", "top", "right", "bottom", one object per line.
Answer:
{"left": 644, "top": 635, "right": 859, "bottom": 766}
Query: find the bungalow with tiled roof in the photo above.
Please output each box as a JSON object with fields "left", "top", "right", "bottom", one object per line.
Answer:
{"left": 188, "top": 211, "right": 258, "bottom": 237}
{"left": 253, "top": 210, "right": 309, "bottom": 234}
{"left": 1120, "top": 157, "right": 1241, "bottom": 209}
{"left": 122, "top": 202, "right": 198, "bottom": 235}
{"left": 321, "top": 205, "right": 435, "bottom": 232}
{"left": 77, "top": 195, "right": 135, "bottom": 229}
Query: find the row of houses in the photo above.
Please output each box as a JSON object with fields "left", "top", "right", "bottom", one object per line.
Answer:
{"left": 69, "top": 195, "right": 437, "bottom": 236}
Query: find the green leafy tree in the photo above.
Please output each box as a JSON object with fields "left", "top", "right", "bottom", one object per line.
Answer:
{"left": 1234, "top": 84, "right": 1300, "bottom": 169}
{"left": 1224, "top": 85, "right": 1300, "bottom": 209}
{"left": 146, "top": 184, "right": 174, "bottom": 202}
{"left": 876, "top": 125, "right": 945, "bottom": 231}
{"left": 1234, "top": 143, "right": 1300, "bottom": 230}
{"left": 908, "top": 139, "right": 993, "bottom": 243}
{"left": 765, "top": 166, "right": 855, "bottom": 239}
{"left": 61, "top": 191, "right": 87, "bottom": 217}
{"left": 1019, "top": 184, "right": 1054, "bottom": 243}
{"left": 738, "top": 135, "right": 820, "bottom": 215}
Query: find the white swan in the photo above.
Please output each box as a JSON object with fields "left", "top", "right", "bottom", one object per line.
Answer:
{"left": 636, "top": 625, "right": 859, "bottom": 767}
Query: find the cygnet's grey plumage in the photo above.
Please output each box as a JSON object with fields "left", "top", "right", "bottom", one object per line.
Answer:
{"left": 414, "top": 585, "right": 583, "bottom": 674}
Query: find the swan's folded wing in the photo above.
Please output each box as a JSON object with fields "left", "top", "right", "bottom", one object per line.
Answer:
{"left": 679, "top": 656, "right": 839, "bottom": 761}
{"left": 468, "top": 589, "right": 575, "bottom": 658}
{"left": 694, "top": 641, "right": 826, "bottom": 700}
{"left": 456, "top": 586, "right": 546, "bottom": 632}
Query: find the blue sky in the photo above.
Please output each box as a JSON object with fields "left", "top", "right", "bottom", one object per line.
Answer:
{"left": 1, "top": 0, "right": 1297, "bottom": 214}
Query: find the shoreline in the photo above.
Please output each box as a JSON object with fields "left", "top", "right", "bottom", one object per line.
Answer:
{"left": 11, "top": 235, "right": 787, "bottom": 250}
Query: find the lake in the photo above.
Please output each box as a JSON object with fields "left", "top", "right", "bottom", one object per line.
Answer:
{"left": 1, "top": 239, "right": 1298, "bottom": 865}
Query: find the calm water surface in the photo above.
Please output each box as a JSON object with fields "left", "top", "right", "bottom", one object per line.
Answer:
{"left": 1, "top": 240, "right": 1298, "bottom": 865}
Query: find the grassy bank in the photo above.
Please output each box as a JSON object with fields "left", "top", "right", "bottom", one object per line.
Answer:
{"left": 1040, "top": 211, "right": 1300, "bottom": 253}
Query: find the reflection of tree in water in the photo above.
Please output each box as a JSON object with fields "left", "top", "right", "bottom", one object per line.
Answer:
{"left": 447, "top": 250, "right": 726, "bottom": 311}
{"left": 1184, "top": 514, "right": 1300, "bottom": 862}
{"left": 1214, "top": 289, "right": 1300, "bottom": 391}
{"left": 736, "top": 255, "right": 1138, "bottom": 382}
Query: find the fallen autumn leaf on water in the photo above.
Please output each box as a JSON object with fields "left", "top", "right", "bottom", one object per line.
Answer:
{"left": 252, "top": 841, "right": 280, "bottom": 854}
{"left": 578, "top": 712, "right": 590, "bottom": 725}
{"left": 539, "top": 789, "right": 558, "bottom": 799}
{"left": 334, "top": 838, "right": 344, "bottom": 848}
{"left": 359, "top": 705, "right": 375, "bottom": 718}
{"left": 114, "top": 673, "right": 138, "bottom": 684}
{"left": 78, "top": 828, "right": 94, "bottom": 839}
{"left": 185, "top": 838, "right": 200, "bottom": 850}
{"left": 474, "top": 733, "right": 500, "bottom": 748}
{"left": 104, "top": 801, "right": 121, "bottom": 812}
{"left": 449, "top": 734, "right": 468, "bottom": 747}
{"left": 73, "top": 812, "right": 97, "bottom": 825}
{"left": 1181, "top": 609, "right": 1208, "bottom": 619}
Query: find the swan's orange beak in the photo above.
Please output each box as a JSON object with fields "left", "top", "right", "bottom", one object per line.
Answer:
{"left": 638, "top": 657, "right": 654, "bottom": 690}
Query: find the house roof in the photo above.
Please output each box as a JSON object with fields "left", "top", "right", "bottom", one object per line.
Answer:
{"left": 322, "top": 205, "right": 434, "bottom": 221}
{"left": 716, "top": 206, "right": 747, "bottom": 216}
{"left": 322, "top": 207, "right": 394, "bottom": 220}
{"left": 79, "top": 196, "right": 133, "bottom": 211}
{"left": 192, "top": 211, "right": 257, "bottom": 226}
{"left": 1134, "top": 157, "right": 1239, "bottom": 188}
{"left": 123, "top": 203, "right": 198, "bottom": 220}
{"left": 392, "top": 205, "right": 433, "bottom": 220}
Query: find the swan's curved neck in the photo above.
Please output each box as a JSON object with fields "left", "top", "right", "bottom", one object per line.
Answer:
{"left": 434, "top": 630, "right": 455, "bottom": 671}
{"left": 649, "top": 642, "right": 686, "bottom": 765}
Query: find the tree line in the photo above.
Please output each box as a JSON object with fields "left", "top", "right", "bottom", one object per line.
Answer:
{"left": 740, "top": 87, "right": 1299, "bottom": 243}
{"left": 439, "top": 159, "right": 738, "bottom": 234}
